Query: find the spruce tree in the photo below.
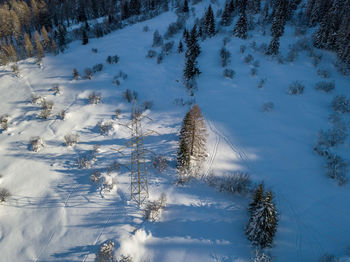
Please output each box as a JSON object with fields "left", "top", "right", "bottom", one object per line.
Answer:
{"left": 246, "top": 190, "right": 278, "bottom": 249}
{"left": 82, "top": 29, "right": 88, "bottom": 45}
{"left": 233, "top": 8, "right": 248, "bottom": 39}
{"left": 221, "top": 0, "right": 235, "bottom": 26}
{"left": 204, "top": 5, "right": 216, "bottom": 37}
{"left": 248, "top": 184, "right": 264, "bottom": 215}
{"left": 183, "top": 0, "right": 189, "bottom": 13}
{"left": 178, "top": 40, "right": 183, "bottom": 53}
{"left": 270, "top": 0, "right": 288, "bottom": 38}
{"left": 34, "top": 31, "right": 44, "bottom": 62}
{"left": 41, "top": 26, "right": 50, "bottom": 50}
{"left": 57, "top": 25, "right": 66, "bottom": 52}
{"left": 266, "top": 36, "right": 280, "bottom": 55}
{"left": 184, "top": 25, "right": 201, "bottom": 82}
{"left": 183, "top": 28, "right": 190, "bottom": 47}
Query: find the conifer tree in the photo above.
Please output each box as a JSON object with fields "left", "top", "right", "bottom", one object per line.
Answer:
{"left": 41, "top": 26, "right": 50, "bottom": 50}
{"left": 183, "top": 28, "right": 190, "bottom": 47}
{"left": 183, "top": 0, "right": 189, "bottom": 13}
{"left": 221, "top": 0, "right": 235, "bottom": 26}
{"left": 82, "top": 29, "right": 88, "bottom": 45}
{"left": 152, "top": 30, "right": 163, "bottom": 47}
{"left": 184, "top": 25, "right": 201, "bottom": 82}
{"left": 178, "top": 40, "right": 183, "bottom": 53}
{"left": 270, "top": 0, "right": 288, "bottom": 38}
{"left": 246, "top": 189, "right": 278, "bottom": 248}
{"left": 204, "top": 5, "right": 216, "bottom": 37}
{"left": 34, "top": 31, "right": 44, "bottom": 62}
{"left": 266, "top": 36, "right": 280, "bottom": 55}
{"left": 24, "top": 33, "right": 34, "bottom": 57}
{"left": 233, "top": 8, "right": 248, "bottom": 39}
{"left": 57, "top": 25, "right": 66, "bottom": 51}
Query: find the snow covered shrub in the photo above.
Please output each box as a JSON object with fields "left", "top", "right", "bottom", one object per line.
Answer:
{"left": 91, "top": 48, "right": 98, "bottom": 53}
{"left": 64, "top": 133, "right": 79, "bottom": 147}
{"left": 84, "top": 67, "right": 93, "bottom": 79}
{"left": 258, "top": 78, "right": 266, "bottom": 89}
{"left": 142, "top": 100, "right": 154, "bottom": 110}
{"left": 288, "top": 81, "right": 305, "bottom": 95}
{"left": 90, "top": 170, "right": 101, "bottom": 183}
{"left": 240, "top": 45, "right": 246, "bottom": 53}
{"left": 315, "top": 81, "right": 335, "bottom": 93}
{"left": 262, "top": 102, "right": 274, "bottom": 112}
{"left": 88, "top": 92, "right": 102, "bottom": 104}
{"left": 157, "top": 52, "right": 164, "bottom": 64}
{"left": 96, "top": 241, "right": 115, "bottom": 262}
{"left": 220, "top": 47, "right": 231, "bottom": 67}
{"left": 57, "top": 110, "right": 66, "bottom": 120}
{"left": 30, "top": 136, "right": 44, "bottom": 152}
{"left": 250, "top": 67, "right": 258, "bottom": 76}
{"left": 244, "top": 54, "right": 254, "bottom": 64}
{"left": 152, "top": 155, "right": 168, "bottom": 172}
{"left": 223, "top": 68, "right": 235, "bottom": 79}
{"left": 123, "top": 89, "right": 137, "bottom": 103}
{"left": 317, "top": 68, "right": 331, "bottom": 78}
{"left": 319, "top": 253, "right": 339, "bottom": 262}
{"left": 162, "top": 41, "right": 174, "bottom": 55}
{"left": 144, "top": 193, "right": 167, "bottom": 222}
{"left": 39, "top": 99, "right": 54, "bottom": 119}
{"left": 114, "top": 109, "right": 121, "bottom": 119}
{"left": 143, "top": 25, "right": 149, "bottom": 32}
{"left": 207, "top": 172, "right": 252, "bottom": 194}
{"left": 97, "top": 121, "right": 114, "bottom": 135}
{"left": 92, "top": 63, "right": 103, "bottom": 73}
{"left": 319, "top": 127, "right": 348, "bottom": 147}
{"left": 326, "top": 153, "right": 348, "bottom": 185}
{"left": 31, "top": 94, "right": 44, "bottom": 104}
{"left": 331, "top": 95, "right": 350, "bottom": 113}
{"left": 118, "top": 255, "right": 133, "bottom": 262}
{"left": 0, "top": 188, "right": 11, "bottom": 202}
{"left": 146, "top": 49, "right": 157, "bottom": 58}
{"left": 0, "top": 115, "right": 9, "bottom": 131}
{"left": 106, "top": 55, "right": 119, "bottom": 64}
{"left": 152, "top": 30, "right": 163, "bottom": 47}
{"left": 77, "top": 155, "right": 95, "bottom": 169}
{"left": 11, "top": 64, "right": 19, "bottom": 76}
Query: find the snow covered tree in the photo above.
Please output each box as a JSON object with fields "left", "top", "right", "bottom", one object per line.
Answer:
{"left": 177, "top": 104, "right": 207, "bottom": 180}
{"left": 248, "top": 183, "right": 264, "bottom": 215}
{"left": 204, "top": 5, "right": 216, "bottom": 37}
{"left": 270, "top": 0, "right": 288, "bottom": 38}
{"left": 246, "top": 189, "right": 278, "bottom": 248}
{"left": 184, "top": 25, "right": 201, "bottom": 82}
{"left": 266, "top": 36, "right": 280, "bottom": 55}
{"left": 221, "top": 0, "right": 234, "bottom": 26}
{"left": 233, "top": 8, "right": 248, "bottom": 39}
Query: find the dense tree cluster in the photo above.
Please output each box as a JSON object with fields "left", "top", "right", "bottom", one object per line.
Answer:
{"left": 183, "top": 25, "right": 201, "bottom": 83}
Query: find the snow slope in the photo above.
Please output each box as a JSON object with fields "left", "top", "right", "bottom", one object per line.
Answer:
{"left": 1, "top": 1, "right": 350, "bottom": 261}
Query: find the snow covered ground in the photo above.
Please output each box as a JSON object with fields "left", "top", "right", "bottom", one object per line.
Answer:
{"left": 1, "top": 1, "right": 350, "bottom": 261}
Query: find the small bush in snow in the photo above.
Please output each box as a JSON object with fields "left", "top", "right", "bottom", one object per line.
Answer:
{"left": 146, "top": 49, "right": 157, "bottom": 58}
{"left": 250, "top": 67, "right": 258, "bottom": 76}
{"left": 317, "top": 68, "right": 331, "bottom": 78}
{"left": 258, "top": 78, "right": 266, "bottom": 89}
{"left": 144, "top": 193, "right": 167, "bottom": 221}
{"left": 0, "top": 115, "right": 9, "bottom": 131}
{"left": 288, "top": 81, "right": 305, "bottom": 95}
{"left": 319, "top": 254, "right": 339, "bottom": 262}
{"left": 164, "top": 17, "right": 186, "bottom": 39}
{"left": 107, "top": 161, "right": 120, "bottom": 173}
{"left": 0, "top": 188, "right": 11, "bottom": 202}
{"left": 92, "top": 63, "right": 103, "bottom": 73}
{"left": 96, "top": 241, "right": 115, "bottom": 262}
{"left": 223, "top": 37, "right": 231, "bottom": 46}
{"left": 262, "top": 102, "right": 274, "bottom": 112}
{"left": 90, "top": 170, "right": 101, "bottom": 183}
{"left": 220, "top": 47, "right": 231, "bottom": 67}
{"left": 143, "top": 25, "right": 149, "bottom": 32}
{"left": 162, "top": 41, "right": 174, "bottom": 55}
{"left": 97, "top": 121, "right": 114, "bottom": 135}
{"left": 39, "top": 99, "right": 54, "bottom": 119}
{"left": 316, "top": 127, "right": 348, "bottom": 148}
{"left": 88, "top": 92, "right": 102, "bottom": 104}
{"left": 152, "top": 155, "right": 168, "bottom": 172}
{"left": 51, "top": 84, "right": 61, "bottom": 95}
{"left": 157, "top": 52, "right": 164, "bottom": 64}
{"left": 118, "top": 255, "right": 133, "bottom": 262}
{"left": 223, "top": 69, "right": 235, "bottom": 79}
{"left": 286, "top": 48, "right": 298, "bottom": 62}
{"left": 315, "top": 81, "right": 335, "bottom": 93}
{"left": 77, "top": 155, "right": 95, "bottom": 169}
{"left": 331, "top": 95, "right": 350, "bottom": 113}
{"left": 244, "top": 54, "right": 254, "bottom": 64}
{"left": 11, "top": 64, "right": 19, "bottom": 76}
{"left": 64, "top": 133, "right": 79, "bottom": 147}
{"left": 73, "top": 68, "right": 80, "bottom": 80}
{"left": 31, "top": 94, "right": 44, "bottom": 104}
{"left": 240, "top": 45, "right": 246, "bottom": 53}
{"left": 57, "top": 110, "right": 66, "bottom": 120}
{"left": 123, "top": 89, "right": 137, "bottom": 103}
{"left": 114, "top": 109, "right": 121, "bottom": 119}
{"left": 30, "top": 136, "right": 44, "bottom": 152}
{"left": 106, "top": 55, "right": 119, "bottom": 64}
{"left": 253, "top": 60, "right": 260, "bottom": 68}
{"left": 142, "top": 100, "right": 154, "bottom": 110}
{"left": 84, "top": 68, "right": 93, "bottom": 79}
{"left": 91, "top": 48, "right": 98, "bottom": 53}
{"left": 152, "top": 30, "right": 163, "bottom": 47}
{"left": 207, "top": 172, "right": 252, "bottom": 194}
